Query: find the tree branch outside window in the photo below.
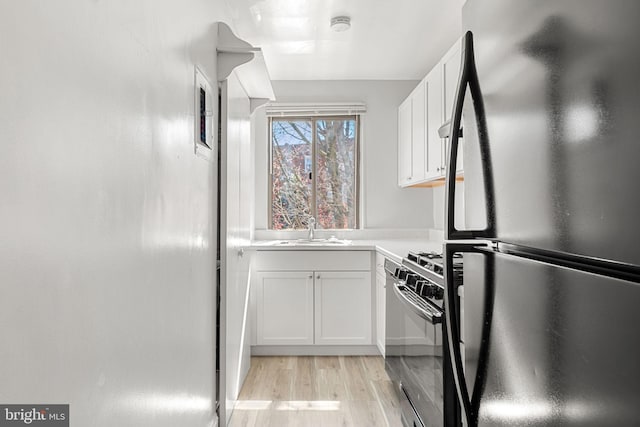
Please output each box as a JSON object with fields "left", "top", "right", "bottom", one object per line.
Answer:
{"left": 270, "top": 116, "right": 359, "bottom": 230}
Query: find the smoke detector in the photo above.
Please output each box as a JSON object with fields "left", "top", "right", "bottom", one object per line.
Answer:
{"left": 330, "top": 16, "right": 351, "bottom": 32}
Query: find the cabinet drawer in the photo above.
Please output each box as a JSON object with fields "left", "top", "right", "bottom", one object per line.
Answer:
{"left": 254, "top": 251, "right": 371, "bottom": 271}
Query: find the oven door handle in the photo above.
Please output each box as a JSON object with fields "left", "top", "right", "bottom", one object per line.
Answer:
{"left": 392, "top": 282, "right": 442, "bottom": 325}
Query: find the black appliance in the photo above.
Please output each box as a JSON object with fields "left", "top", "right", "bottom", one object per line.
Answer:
{"left": 442, "top": 2, "right": 640, "bottom": 426}
{"left": 384, "top": 252, "right": 461, "bottom": 427}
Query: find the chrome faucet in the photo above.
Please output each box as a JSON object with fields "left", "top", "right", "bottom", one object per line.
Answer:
{"left": 307, "top": 217, "right": 316, "bottom": 240}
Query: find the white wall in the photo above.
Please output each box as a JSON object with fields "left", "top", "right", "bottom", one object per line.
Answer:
{"left": 0, "top": 2, "right": 230, "bottom": 426}
{"left": 254, "top": 80, "right": 435, "bottom": 233}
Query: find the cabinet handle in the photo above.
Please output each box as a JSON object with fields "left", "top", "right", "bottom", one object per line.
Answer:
{"left": 317, "top": 275, "right": 321, "bottom": 279}
{"left": 308, "top": 275, "right": 313, "bottom": 279}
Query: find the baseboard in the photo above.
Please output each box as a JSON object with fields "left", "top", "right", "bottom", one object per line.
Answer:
{"left": 251, "top": 345, "right": 381, "bottom": 356}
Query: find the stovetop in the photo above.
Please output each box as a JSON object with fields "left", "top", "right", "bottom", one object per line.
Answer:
{"left": 404, "top": 251, "right": 463, "bottom": 277}
{"left": 384, "top": 251, "right": 464, "bottom": 311}
{"left": 385, "top": 252, "right": 462, "bottom": 310}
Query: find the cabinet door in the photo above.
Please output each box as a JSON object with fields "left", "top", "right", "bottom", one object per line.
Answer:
{"left": 376, "top": 272, "right": 386, "bottom": 356}
{"left": 314, "top": 271, "right": 372, "bottom": 345}
{"left": 374, "top": 253, "right": 386, "bottom": 355}
{"left": 442, "top": 38, "right": 464, "bottom": 173}
{"left": 425, "top": 65, "right": 444, "bottom": 179}
{"left": 410, "top": 80, "right": 426, "bottom": 182}
{"left": 397, "top": 97, "right": 413, "bottom": 186}
{"left": 255, "top": 271, "right": 314, "bottom": 345}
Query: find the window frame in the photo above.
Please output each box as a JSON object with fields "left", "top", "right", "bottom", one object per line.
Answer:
{"left": 268, "top": 115, "right": 361, "bottom": 230}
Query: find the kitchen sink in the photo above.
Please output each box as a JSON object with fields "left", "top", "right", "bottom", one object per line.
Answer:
{"left": 271, "top": 237, "right": 352, "bottom": 246}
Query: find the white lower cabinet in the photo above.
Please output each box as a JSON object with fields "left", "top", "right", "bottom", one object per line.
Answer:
{"left": 375, "top": 271, "right": 386, "bottom": 355}
{"left": 374, "top": 252, "right": 386, "bottom": 355}
{"left": 255, "top": 270, "right": 372, "bottom": 346}
{"left": 314, "top": 271, "right": 372, "bottom": 345}
{"left": 255, "top": 271, "right": 314, "bottom": 345}
{"left": 252, "top": 251, "right": 373, "bottom": 350}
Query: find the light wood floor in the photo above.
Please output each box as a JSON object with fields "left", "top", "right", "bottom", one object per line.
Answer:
{"left": 228, "top": 356, "right": 402, "bottom": 427}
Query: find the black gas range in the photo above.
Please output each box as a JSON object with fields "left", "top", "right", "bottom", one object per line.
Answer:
{"left": 404, "top": 251, "right": 462, "bottom": 299}
{"left": 384, "top": 251, "right": 461, "bottom": 427}
{"left": 406, "top": 251, "right": 463, "bottom": 279}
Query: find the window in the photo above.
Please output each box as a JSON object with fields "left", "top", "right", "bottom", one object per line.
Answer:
{"left": 269, "top": 116, "right": 359, "bottom": 230}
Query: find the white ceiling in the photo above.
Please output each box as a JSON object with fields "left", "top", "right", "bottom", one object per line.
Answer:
{"left": 225, "top": 0, "right": 464, "bottom": 80}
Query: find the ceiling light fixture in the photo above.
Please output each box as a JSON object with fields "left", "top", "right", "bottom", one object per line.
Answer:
{"left": 330, "top": 16, "right": 351, "bottom": 32}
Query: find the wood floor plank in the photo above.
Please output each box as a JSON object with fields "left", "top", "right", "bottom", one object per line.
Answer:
{"left": 255, "top": 367, "right": 293, "bottom": 401}
{"left": 346, "top": 400, "right": 389, "bottom": 427}
{"left": 318, "top": 402, "right": 352, "bottom": 427}
{"left": 237, "top": 360, "right": 267, "bottom": 400}
{"left": 361, "top": 355, "right": 387, "bottom": 381}
{"left": 341, "top": 356, "right": 376, "bottom": 401}
{"left": 263, "top": 355, "right": 296, "bottom": 370}
{"left": 371, "top": 379, "right": 403, "bottom": 427}
{"left": 316, "top": 367, "right": 349, "bottom": 401}
{"left": 292, "top": 356, "right": 316, "bottom": 400}
{"left": 252, "top": 404, "right": 274, "bottom": 427}
{"left": 314, "top": 355, "right": 341, "bottom": 370}
{"left": 265, "top": 404, "right": 293, "bottom": 427}
{"left": 232, "top": 355, "right": 401, "bottom": 427}
{"left": 227, "top": 408, "right": 258, "bottom": 427}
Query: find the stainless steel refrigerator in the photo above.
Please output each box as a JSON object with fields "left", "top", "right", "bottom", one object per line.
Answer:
{"left": 442, "top": 1, "right": 640, "bottom": 426}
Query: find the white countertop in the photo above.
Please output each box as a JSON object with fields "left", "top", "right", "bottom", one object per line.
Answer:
{"left": 250, "top": 238, "right": 444, "bottom": 263}
{"left": 372, "top": 239, "right": 443, "bottom": 263}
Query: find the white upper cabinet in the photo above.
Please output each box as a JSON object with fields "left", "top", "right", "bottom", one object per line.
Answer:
{"left": 411, "top": 80, "right": 427, "bottom": 183}
{"left": 398, "top": 80, "right": 427, "bottom": 187}
{"left": 397, "top": 97, "right": 413, "bottom": 186}
{"left": 397, "top": 79, "right": 427, "bottom": 186}
{"left": 442, "top": 40, "right": 461, "bottom": 132}
{"left": 425, "top": 65, "right": 444, "bottom": 180}
{"left": 398, "top": 36, "right": 464, "bottom": 187}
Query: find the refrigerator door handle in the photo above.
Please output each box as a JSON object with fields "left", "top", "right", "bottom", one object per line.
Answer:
{"left": 444, "top": 241, "right": 490, "bottom": 427}
{"left": 445, "top": 31, "right": 496, "bottom": 240}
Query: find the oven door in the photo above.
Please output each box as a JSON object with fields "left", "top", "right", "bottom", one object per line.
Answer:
{"left": 385, "top": 262, "right": 444, "bottom": 427}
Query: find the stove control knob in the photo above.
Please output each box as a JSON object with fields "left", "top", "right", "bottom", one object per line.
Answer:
{"left": 415, "top": 281, "right": 429, "bottom": 296}
{"left": 417, "top": 282, "right": 435, "bottom": 298}
{"left": 434, "top": 287, "right": 445, "bottom": 300}
{"left": 397, "top": 269, "right": 408, "bottom": 281}
{"left": 406, "top": 274, "right": 419, "bottom": 287}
